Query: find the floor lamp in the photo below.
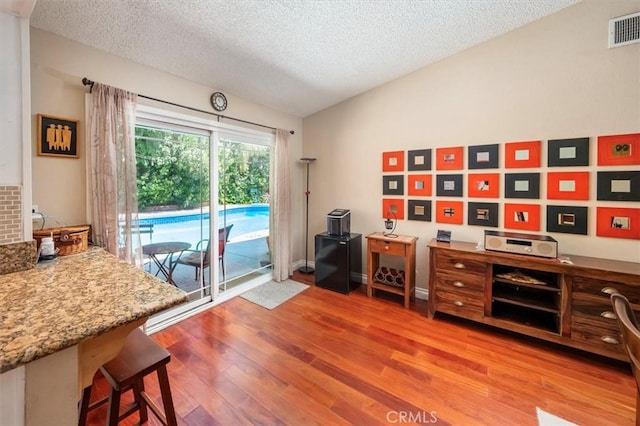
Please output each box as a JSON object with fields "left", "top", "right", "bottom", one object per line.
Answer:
{"left": 299, "top": 157, "right": 316, "bottom": 274}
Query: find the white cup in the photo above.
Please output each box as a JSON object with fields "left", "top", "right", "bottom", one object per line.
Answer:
{"left": 41, "top": 237, "right": 55, "bottom": 256}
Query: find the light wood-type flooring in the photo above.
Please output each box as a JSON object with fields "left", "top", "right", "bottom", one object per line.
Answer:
{"left": 84, "top": 271, "right": 636, "bottom": 425}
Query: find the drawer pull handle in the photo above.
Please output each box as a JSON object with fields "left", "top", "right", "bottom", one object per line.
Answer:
{"left": 384, "top": 245, "right": 390, "bottom": 250}
{"left": 601, "top": 336, "right": 620, "bottom": 345}
{"left": 453, "top": 301, "right": 464, "bottom": 307}
{"left": 601, "top": 287, "right": 619, "bottom": 295}
{"left": 453, "top": 281, "right": 465, "bottom": 288}
{"left": 454, "top": 263, "right": 465, "bottom": 269}
{"left": 600, "top": 311, "right": 617, "bottom": 320}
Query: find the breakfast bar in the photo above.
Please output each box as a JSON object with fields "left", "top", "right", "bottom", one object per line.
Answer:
{"left": 0, "top": 247, "right": 188, "bottom": 425}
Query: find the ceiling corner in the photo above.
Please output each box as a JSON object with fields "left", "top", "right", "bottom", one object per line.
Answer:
{"left": 0, "top": 0, "right": 38, "bottom": 18}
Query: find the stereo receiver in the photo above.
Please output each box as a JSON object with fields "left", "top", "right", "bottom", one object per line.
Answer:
{"left": 484, "top": 230, "right": 558, "bottom": 258}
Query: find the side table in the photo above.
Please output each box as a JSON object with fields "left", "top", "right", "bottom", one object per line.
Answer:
{"left": 366, "top": 232, "right": 418, "bottom": 308}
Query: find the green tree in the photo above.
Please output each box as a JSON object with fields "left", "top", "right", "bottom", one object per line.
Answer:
{"left": 135, "top": 126, "right": 210, "bottom": 210}
{"left": 135, "top": 127, "right": 270, "bottom": 210}
{"left": 219, "top": 140, "right": 270, "bottom": 204}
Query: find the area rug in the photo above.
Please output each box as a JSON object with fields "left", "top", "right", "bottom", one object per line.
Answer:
{"left": 240, "top": 279, "right": 309, "bottom": 310}
{"left": 536, "top": 407, "right": 577, "bottom": 426}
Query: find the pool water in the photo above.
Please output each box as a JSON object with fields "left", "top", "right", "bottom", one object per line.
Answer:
{"left": 137, "top": 205, "right": 269, "bottom": 247}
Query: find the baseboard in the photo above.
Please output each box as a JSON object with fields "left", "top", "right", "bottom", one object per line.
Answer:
{"left": 294, "top": 259, "right": 429, "bottom": 301}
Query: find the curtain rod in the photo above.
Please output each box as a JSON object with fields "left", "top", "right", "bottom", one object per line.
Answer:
{"left": 81, "top": 78, "right": 294, "bottom": 135}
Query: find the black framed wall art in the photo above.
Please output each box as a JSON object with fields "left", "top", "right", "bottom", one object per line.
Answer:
{"left": 408, "top": 200, "right": 432, "bottom": 221}
{"left": 468, "top": 144, "right": 499, "bottom": 169}
{"left": 596, "top": 171, "right": 640, "bottom": 201}
{"left": 547, "top": 137, "right": 589, "bottom": 167}
{"left": 382, "top": 175, "right": 404, "bottom": 196}
{"left": 505, "top": 173, "right": 540, "bottom": 199}
{"left": 436, "top": 174, "right": 463, "bottom": 197}
{"left": 467, "top": 202, "right": 499, "bottom": 227}
{"left": 408, "top": 149, "right": 432, "bottom": 171}
{"left": 546, "top": 205, "right": 588, "bottom": 235}
{"left": 37, "top": 114, "right": 80, "bottom": 158}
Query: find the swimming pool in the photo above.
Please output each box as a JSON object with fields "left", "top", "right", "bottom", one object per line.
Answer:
{"left": 137, "top": 205, "right": 269, "bottom": 245}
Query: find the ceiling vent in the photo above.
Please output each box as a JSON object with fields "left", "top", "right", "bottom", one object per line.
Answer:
{"left": 609, "top": 12, "right": 640, "bottom": 48}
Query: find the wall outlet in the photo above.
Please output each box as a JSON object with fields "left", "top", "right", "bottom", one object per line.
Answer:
{"left": 32, "top": 205, "right": 38, "bottom": 213}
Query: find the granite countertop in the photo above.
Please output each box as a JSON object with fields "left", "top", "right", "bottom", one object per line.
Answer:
{"left": 0, "top": 247, "right": 188, "bottom": 373}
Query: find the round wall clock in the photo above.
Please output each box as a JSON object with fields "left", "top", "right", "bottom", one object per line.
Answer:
{"left": 210, "top": 92, "right": 227, "bottom": 112}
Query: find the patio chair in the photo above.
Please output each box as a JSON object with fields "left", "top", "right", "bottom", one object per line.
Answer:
{"left": 176, "top": 224, "right": 233, "bottom": 284}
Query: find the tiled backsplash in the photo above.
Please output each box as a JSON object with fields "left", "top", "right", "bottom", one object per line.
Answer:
{"left": 0, "top": 185, "right": 23, "bottom": 244}
{"left": 0, "top": 185, "right": 36, "bottom": 274}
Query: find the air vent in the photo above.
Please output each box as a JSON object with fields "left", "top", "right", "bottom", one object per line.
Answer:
{"left": 609, "top": 12, "right": 640, "bottom": 48}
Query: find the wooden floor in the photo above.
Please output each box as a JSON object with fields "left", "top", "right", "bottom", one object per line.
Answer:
{"left": 85, "top": 272, "right": 636, "bottom": 425}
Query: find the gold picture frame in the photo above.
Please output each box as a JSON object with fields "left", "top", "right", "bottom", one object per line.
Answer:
{"left": 37, "top": 114, "right": 80, "bottom": 158}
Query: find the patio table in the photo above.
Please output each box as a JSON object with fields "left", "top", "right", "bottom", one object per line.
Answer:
{"left": 142, "top": 241, "right": 191, "bottom": 286}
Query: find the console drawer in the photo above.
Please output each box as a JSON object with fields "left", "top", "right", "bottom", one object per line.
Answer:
{"left": 573, "top": 276, "right": 640, "bottom": 304}
{"left": 435, "top": 294, "right": 484, "bottom": 321}
{"left": 572, "top": 293, "right": 619, "bottom": 324}
{"left": 434, "top": 270, "right": 485, "bottom": 294}
{"left": 571, "top": 316, "right": 623, "bottom": 356}
{"left": 369, "top": 238, "right": 406, "bottom": 256}
{"left": 435, "top": 251, "right": 487, "bottom": 276}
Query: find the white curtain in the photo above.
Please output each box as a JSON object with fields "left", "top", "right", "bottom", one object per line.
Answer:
{"left": 87, "top": 83, "right": 143, "bottom": 267}
{"left": 270, "top": 129, "right": 292, "bottom": 281}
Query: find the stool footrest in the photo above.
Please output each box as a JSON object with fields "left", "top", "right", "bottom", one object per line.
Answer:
{"left": 141, "top": 391, "right": 169, "bottom": 425}
{"left": 86, "top": 395, "right": 109, "bottom": 412}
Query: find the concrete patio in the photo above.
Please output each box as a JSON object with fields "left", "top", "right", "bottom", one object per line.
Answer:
{"left": 145, "top": 235, "right": 272, "bottom": 296}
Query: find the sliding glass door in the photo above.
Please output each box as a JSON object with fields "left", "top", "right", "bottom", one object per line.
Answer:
{"left": 134, "top": 107, "right": 275, "bottom": 330}
{"left": 217, "top": 133, "right": 272, "bottom": 292}
{"left": 135, "top": 122, "right": 212, "bottom": 304}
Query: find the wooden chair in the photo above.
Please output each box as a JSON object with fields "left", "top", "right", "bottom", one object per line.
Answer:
{"left": 611, "top": 293, "right": 640, "bottom": 425}
{"left": 175, "top": 224, "right": 233, "bottom": 283}
{"left": 78, "top": 328, "right": 177, "bottom": 426}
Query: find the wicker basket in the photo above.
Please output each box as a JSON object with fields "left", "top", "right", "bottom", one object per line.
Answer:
{"left": 33, "top": 225, "right": 91, "bottom": 256}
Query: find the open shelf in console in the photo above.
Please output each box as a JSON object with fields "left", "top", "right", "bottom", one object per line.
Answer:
{"left": 491, "top": 302, "right": 560, "bottom": 334}
{"left": 492, "top": 283, "right": 559, "bottom": 313}
{"left": 491, "top": 264, "right": 561, "bottom": 333}
{"left": 492, "top": 264, "right": 560, "bottom": 290}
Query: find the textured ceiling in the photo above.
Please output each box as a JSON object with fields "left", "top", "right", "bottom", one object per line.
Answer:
{"left": 29, "top": 0, "right": 580, "bottom": 117}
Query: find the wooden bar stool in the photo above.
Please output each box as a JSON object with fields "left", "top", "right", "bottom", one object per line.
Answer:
{"left": 78, "top": 328, "right": 178, "bottom": 426}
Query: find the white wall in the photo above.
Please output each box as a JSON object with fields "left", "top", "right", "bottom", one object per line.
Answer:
{"left": 30, "top": 28, "right": 305, "bottom": 260}
{"left": 0, "top": 9, "right": 30, "bottom": 426}
{"left": 0, "top": 12, "right": 24, "bottom": 185}
{"left": 303, "top": 0, "right": 640, "bottom": 290}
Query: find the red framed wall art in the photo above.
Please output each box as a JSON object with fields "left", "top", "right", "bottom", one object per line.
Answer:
{"left": 597, "top": 133, "right": 640, "bottom": 166}
{"left": 547, "top": 171, "right": 589, "bottom": 201}
{"left": 504, "top": 203, "right": 540, "bottom": 231}
{"left": 467, "top": 173, "right": 500, "bottom": 198}
{"left": 407, "top": 174, "right": 432, "bottom": 196}
{"left": 596, "top": 207, "right": 640, "bottom": 240}
{"left": 382, "top": 151, "right": 405, "bottom": 172}
{"left": 505, "top": 141, "right": 541, "bottom": 168}
{"left": 435, "top": 146, "right": 464, "bottom": 171}
{"left": 382, "top": 198, "right": 405, "bottom": 220}
{"left": 435, "top": 200, "right": 464, "bottom": 225}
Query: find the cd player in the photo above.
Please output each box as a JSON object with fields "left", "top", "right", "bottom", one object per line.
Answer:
{"left": 484, "top": 230, "right": 558, "bottom": 258}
